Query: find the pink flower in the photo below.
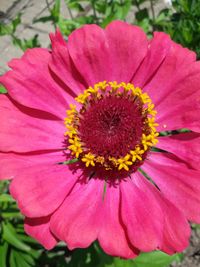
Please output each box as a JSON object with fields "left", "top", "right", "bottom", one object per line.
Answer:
{"left": 0, "top": 20, "right": 200, "bottom": 259}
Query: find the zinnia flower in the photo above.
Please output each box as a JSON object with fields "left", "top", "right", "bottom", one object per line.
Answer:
{"left": 0, "top": 20, "right": 200, "bottom": 259}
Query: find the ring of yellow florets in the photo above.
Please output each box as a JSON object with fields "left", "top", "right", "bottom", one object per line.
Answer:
{"left": 64, "top": 81, "right": 159, "bottom": 171}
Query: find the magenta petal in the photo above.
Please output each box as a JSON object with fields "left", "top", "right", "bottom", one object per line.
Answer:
{"left": 155, "top": 62, "right": 200, "bottom": 132}
{"left": 10, "top": 164, "right": 79, "bottom": 217}
{"left": 134, "top": 172, "right": 190, "bottom": 254}
{"left": 133, "top": 32, "right": 171, "bottom": 87}
{"left": 105, "top": 20, "right": 147, "bottom": 83}
{"left": 0, "top": 150, "right": 65, "bottom": 180}
{"left": 50, "top": 179, "right": 104, "bottom": 249}
{"left": 120, "top": 177, "right": 163, "bottom": 252}
{"left": 157, "top": 133, "right": 200, "bottom": 170}
{"left": 49, "top": 29, "right": 86, "bottom": 101}
{"left": 24, "top": 216, "right": 57, "bottom": 250}
{"left": 68, "top": 24, "right": 113, "bottom": 86}
{"left": 0, "top": 48, "right": 68, "bottom": 118}
{"left": 141, "top": 38, "right": 196, "bottom": 106}
{"left": 98, "top": 184, "right": 139, "bottom": 259}
{"left": 160, "top": 198, "right": 190, "bottom": 254}
{"left": 142, "top": 152, "right": 200, "bottom": 223}
{"left": 0, "top": 95, "right": 65, "bottom": 152}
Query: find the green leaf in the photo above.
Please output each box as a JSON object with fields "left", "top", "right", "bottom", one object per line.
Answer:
{"left": 34, "top": 15, "right": 53, "bottom": 23}
{"left": 51, "top": 0, "right": 61, "bottom": 23}
{"left": 15, "top": 250, "right": 35, "bottom": 266}
{"left": 0, "top": 14, "right": 21, "bottom": 36}
{"left": 0, "top": 194, "right": 14, "bottom": 202}
{"left": 133, "top": 251, "right": 182, "bottom": 267}
{"left": 10, "top": 250, "right": 33, "bottom": 267}
{"left": 12, "top": 34, "right": 40, "bottom": 51}
{"left": 2, "top": 211, "right": 23, "bottom": 219}
{"left": 62, "top": 158, "right": 79, "bottom": 164}
{"left": 11, "top": 14, "right": 21, "bottom": 33}
{"left": 10, "top": 250, "right": 17, "bottom": 267}
{"left": 0, "top": 85, "right": 7, "bottom": 94}
{"left": 94, "top": 242, "right": 182, "bottom": 267}
{"left": 135, "top": 8, "right": 149, "bottom": 22}
{"left": 2, "top": 222, "right": 31, "bottom": 252}
{"left": 101, "top": 1, "right": 132, "bottom": 27}
{"left": 67, "top": 1, "right": 84, "bottom": 12}
{"left": 101, "top": 252, "right": 182, "bottom": 267}
{"left": 0, "top": 23, "right": 12, "bottom": 35}
{"left": 105, "top": 258, "right": 134, "bottom": 267}
{"left": 0, "top": 241, "right": 8, "bottom": 267}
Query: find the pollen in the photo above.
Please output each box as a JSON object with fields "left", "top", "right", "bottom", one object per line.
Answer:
{"left": 64, "top": 81, "right": 159, "bottom": 172}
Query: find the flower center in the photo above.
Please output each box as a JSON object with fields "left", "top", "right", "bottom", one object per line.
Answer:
{"left": 64, "top": 81, "right": 159, "bottom": 172}
{"left": 79, "top": 96, "right": 143, "bottom": 159}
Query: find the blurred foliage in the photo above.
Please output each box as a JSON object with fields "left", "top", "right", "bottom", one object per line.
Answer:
{"left": 1, "top": 0, "right": 200, "bottom": 55}
{"left": 0, "top": 14, "right": 40, "bottom": 51}
{"left": 0, "top": 0, "right": 199, "bottom": 266}
{"left": 151, "top": 0, "right": 200, "bottom": 58}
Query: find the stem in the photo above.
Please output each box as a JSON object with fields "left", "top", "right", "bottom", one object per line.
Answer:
{"left": 45, "top": 0, "right": 56, "bottom": 30}
{"left": 91, "top": 0, "right": 98, "bottom": 23}
{"left": 134, "top": 0, "right": 141, "bottom": 12}
{"left": 150, "top": 0, "right": 156, "bottom": 30}
{"left": 67, "top": 5, "right": 74, "bottom": 20}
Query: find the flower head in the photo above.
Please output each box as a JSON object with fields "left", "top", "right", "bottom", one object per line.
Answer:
{"left": 0, "top": 20, "right": 200, "bottom": 259}
{"left": 66, "top": 81, "right": 158, "bottom": 172}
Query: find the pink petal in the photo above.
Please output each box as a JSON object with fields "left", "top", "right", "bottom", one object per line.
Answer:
{"left": 157, "top": 133, "right": 200, "bottom": 170}
{"left": 141, "top": 38, "right": 196, "bottom": 106}
{"left": 49, "top": 29, "right": 86, "bottom": 104}
{"left": 0, "top": 95, "right": 65, "bottom": 152}
{"left": 155, "top": 62, "right": 200, "bottom": 132}
{"left": 0, "top": 48, "right": 68, "bottom": 119}
{"left": 120, "top": 177, "right": 163, "bottom": 252}
{"left": 24, "top": 216, "right": 57, "bottom": 250}
{"left": 142, "top": 152, "right": 200, "bottom": 223}
{"left": 68, "top": 24, "right": 113, "bottom": 86}
{"left": 160, "top": 198, "right": 190, "bottom": 254}
{"left": 50, "top": 178, "right": 104, "bottom": 249}
{"left": 0, "top": 150, "right": 65, "bottom": 180}
{"left": 133, "top": 32, "right": 171, "bottom": 87}
{"left": 10, "top": 164, "right": 80, "bottom": 217}
{"left": 98, "top": 184, "right": 139, "bottom": 259}
{"left": 105, "top": 20, "right": 147, "bottom": 83}
{"left": 134, "top": 172, "right": 190, "bottom": 254}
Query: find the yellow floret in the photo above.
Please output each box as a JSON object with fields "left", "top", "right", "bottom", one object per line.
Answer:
{"left": 117, "top": 154, "right": 133, "bottom": 171}
{"left": 82, "top": 153, "right": 96, "bottom": 167}
{"left": 130, "top": 146, "right": 145, "bottom": 162}
{"left": 75, "top": 90, "right": 90, "bottom": 104}
{"left": 147, "top": 117, "right": 159, "bottom": 132}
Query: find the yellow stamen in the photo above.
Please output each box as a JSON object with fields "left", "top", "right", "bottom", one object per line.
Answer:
{"left": 117, "top": 154, "right": 133, "bottom": 171}
{"left": 75, "top": 90, "right": 90, "bottom": 104}
{"left": 96, "top": 156, "right": 105, "bottom": 164}
{"left": 82, "top": 153, "right": 95, "bottom": 167}
{"left": 130, "top": 146, "right": 145, "bottom": 162}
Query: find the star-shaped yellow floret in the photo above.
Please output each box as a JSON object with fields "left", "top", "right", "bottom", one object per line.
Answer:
{"left": 130, "top": 146, "right": 145, "bottom": 162}
{"left": 68, "top": 138, "right": 83, "bottom": 158}
{"left": 147, "top": 117, "right": 159, "bottom": 132}
{"left": 75, "top": 90, "right": 90, "bottom": 104}
{"left": 117, "top": 154, "right": 132, "bottom": 171}
{"left": 82, "top": 153, "right": 96, "bottom": 167}
{"left": 142, "top": 133, "right": 159, "bottom": 151}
